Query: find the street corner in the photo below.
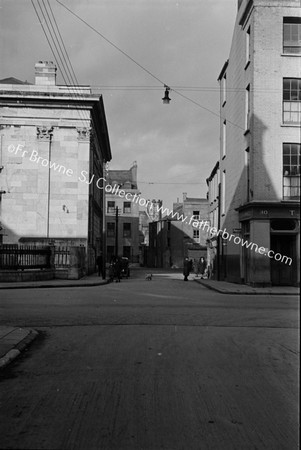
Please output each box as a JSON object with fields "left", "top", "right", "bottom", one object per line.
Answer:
{"left": 0, "top": 327, "right": 39, "bottom": 370}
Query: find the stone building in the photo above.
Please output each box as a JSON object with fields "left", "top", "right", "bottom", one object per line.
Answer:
{"left": 213, "top": 0, "right": 300, "bottom": 285}
{"left": 0, "top": 62, "right": 112, "bottom": 275}
{"left": 105, "top": 162, "right": 141, "bottom": 263}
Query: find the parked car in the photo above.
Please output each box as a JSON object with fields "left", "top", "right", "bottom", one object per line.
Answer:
{"left": 120, "top": 257, "right": 130, "bottom": 278}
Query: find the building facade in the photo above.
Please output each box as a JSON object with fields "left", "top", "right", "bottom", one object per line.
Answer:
{"left": 0, "top": 62, "right": 112, "bottom": 274}
{"left": 215, "top": 0, "right": 300, "bottom": 285}
{"left": 105, "top": 162, "right": 141, "bottom": 263}
{"left": 148, "top": 194, "right": 209, "bottom": 268}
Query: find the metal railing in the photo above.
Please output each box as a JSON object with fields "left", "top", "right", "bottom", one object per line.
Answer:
{"left": 0, "top": 245, "right": 51, "bottom": 270}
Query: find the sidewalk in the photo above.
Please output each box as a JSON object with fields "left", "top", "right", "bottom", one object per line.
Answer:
{"left": 0, "top": 273, "right": 109, "bottom": 290}
{"left": 194, "top": 277, "right": 300, "bottom": 295}
{"left": 0, "top": 326, "right": 38, "bottom": 370}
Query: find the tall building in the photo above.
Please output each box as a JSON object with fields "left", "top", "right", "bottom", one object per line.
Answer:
{"left": 105, "top": 162, "right": 141, "bottom": 263}
{"left": 0, "top": 62, "right": 112, "bottom": 274}
{"left": 214, "top": 0, "right": 300, "bottom": 285}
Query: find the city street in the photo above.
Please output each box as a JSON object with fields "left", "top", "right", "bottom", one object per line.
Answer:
{"left": 0, "top": 270, "right": 299, "bottom": 450}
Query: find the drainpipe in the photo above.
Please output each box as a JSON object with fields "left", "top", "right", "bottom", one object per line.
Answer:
{"left": 47, "top": 135, "right": 53, "bottom": 238}
{"left": 217, "top": 183, "right": 221, "bottom": 281}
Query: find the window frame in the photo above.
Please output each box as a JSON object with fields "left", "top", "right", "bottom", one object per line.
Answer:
{"left": 123, "top": 222, "right": 131, "bottom": 238}
{"left": 283, "top": 143, "right": 301, "bottom": 200}
{"left": 283, "top": 78, "right": 301, "bottom": 124}
{"left": 107, "top": 222, "right": 115, "bottom": 237}
{"left": 107, "top": 201, "right": 115, "bottom": 214}
{"left": 123, "top": 201, "right": 131, "bottom": 213}
{"left": 283, "top": 17, "right": 301, "bottom": 54}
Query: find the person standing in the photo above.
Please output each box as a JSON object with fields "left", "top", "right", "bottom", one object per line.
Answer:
{"left": 198, "top": 257, "right": 207, "bottom": 279}
{"left": 96, "top": 253, "right": 103, "bottom": 277}
{"left": 183, "top": 257, "right": 191, "bottom": 281}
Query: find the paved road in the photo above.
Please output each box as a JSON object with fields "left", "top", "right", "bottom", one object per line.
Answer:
{"left": 0, "top": 271, "right": 299, "bottom": 450}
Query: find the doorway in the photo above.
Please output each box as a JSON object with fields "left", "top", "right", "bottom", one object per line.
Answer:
{"left": 270, "top": 234, "right": 296, "bottom": 285}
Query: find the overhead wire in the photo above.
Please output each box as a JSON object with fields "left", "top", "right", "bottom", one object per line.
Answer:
{"left": 31, "top": 0, "right": 90, "bottom": 125}
{"left": 53, "top": 0, "right": 246, "bottom": 130}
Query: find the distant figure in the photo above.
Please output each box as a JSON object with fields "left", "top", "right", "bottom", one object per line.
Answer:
{"left": 96, "top": 254, "right": 103, "bottom": 277}
{"left": 183, "top": 257, "right": 191, "bottom": 281}
{"left": 198, "top": 257, "right": 207, "bottom": 279}
{"left": 111, "top": 256, "right": 121, "bottom": 282}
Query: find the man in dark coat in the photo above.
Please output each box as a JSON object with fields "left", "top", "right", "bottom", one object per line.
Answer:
{"left": 183, "top": 257, "right": 191, "bottom": 281}
{"left": 198, "top": 257, "right": 207, "bottom": 278}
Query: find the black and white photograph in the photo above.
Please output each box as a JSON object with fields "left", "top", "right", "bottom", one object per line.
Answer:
{"left": 0, "top": 0, "right": 300, "bottom": 449}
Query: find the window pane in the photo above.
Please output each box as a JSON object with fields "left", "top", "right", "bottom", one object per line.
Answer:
{"left": 283, "top": 87, "right": 290, "bottom": 100}
{"left": 283, "top": 24, "right": 290, "bottom": 41}
{"left": 283, "top": 143, "right": 290, "bottom": 153}
{"left": 283, "top": 79, "right": 290, "bottom": 90}
{"left": 283, "top": 112, "right": 290, "bottom": 122}
{"left": 292, "top": 24, "right": 298, "bottom": 40}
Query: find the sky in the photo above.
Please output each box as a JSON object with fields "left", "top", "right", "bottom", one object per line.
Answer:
{"left": 0, "top": 0, "right": 237, "bottom": 210}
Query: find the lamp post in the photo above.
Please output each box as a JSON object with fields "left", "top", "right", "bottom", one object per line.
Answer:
{"left": 115, "top": 206, "right": 120, "bottom": 258}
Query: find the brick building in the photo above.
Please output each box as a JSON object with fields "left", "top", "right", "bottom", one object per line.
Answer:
{"left": 105, "top": 162, "right": 141, "bottom": 263}
{"left": 0, "top": 62, "right": 112, "bottom": 274}
{"left": 211, "top": 0, "right": 300, "bottom": 285}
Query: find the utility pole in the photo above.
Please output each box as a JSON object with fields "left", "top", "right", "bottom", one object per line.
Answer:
{"left": 115, "top": 206, "right": 120, "bottom": 257}
{"left": 101, "top": 163, "right": 107, "bottom": 279}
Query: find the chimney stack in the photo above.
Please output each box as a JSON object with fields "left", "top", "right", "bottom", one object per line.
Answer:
{"left": 35, "top": 61, "right": 57, "bottom": 86}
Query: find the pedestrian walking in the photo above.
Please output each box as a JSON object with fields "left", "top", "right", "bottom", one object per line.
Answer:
{"left": 198, "top": 257, "right": 207, "bottom": 279}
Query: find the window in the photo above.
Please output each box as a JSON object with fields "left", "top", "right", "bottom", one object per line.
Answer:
{"left": 246, "top": 26, "right": 251, "bottom": 65}
{"left": 245, "top": 85, "right": 250, "bottom": 130}
{"left": 222, "top": 73, "right": 227, "bottom": 105}
{"left": 222, "top": 120, "right": 226, "bottom": 158}
{"left": 107, "top": 201, "right": 115, "bottom": 213}
{"left": 283, "top": 78, "right": 301, "bottom": 123}
{"left": 107, "top": 222, "right": 115, "bottom": 237}
{"left": 123, "top": 223, "right": 131, "bottom": 237}
{"left": 192, "top": 210, "right": 200, "bottom": 220}
{"left": 193, "top": 229, "right": 200, "bottom": 243}
{"left": 107, "top": 246, "right": 115, "bottom": 262}
{"left": 283, "top": 143, "right": 300, "bottom": 200}
{"left": 283, "top": 18, "right": 301, "bottom": 54}
{"left": 123, "top": 201, "right": 131, "bottom": 213}
{"left": 123, "top": 246, "right": 131, "bottom": 259}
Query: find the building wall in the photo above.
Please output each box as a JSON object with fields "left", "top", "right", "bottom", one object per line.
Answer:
{"left": 0, "top": 63, "right": 111, "bottom": 275}
{"left": 148, "top": 197, "right": 209, "bottom": 269}
{"left": 0, "top": 114, "right": 90, "bottom": 243}
{"left": 217, "top": 0, "right": 300, "bottom": 284}
{"left": 105, "top": 164, "right": 141, "bottom": 262}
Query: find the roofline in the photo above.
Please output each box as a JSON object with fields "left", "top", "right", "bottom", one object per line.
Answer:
{"left": 217, "top": 59, "right": 229, "bottom": 81}
{"left": 206, "top": 161, "right": 219, "bottom": 184}
{"left": 0, "top": 91, "right": 112, "bottom": 162}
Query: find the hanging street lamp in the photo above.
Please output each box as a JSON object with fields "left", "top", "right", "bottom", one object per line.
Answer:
{"left": 162, "top": 85, "right": 171, "bottom": 104}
